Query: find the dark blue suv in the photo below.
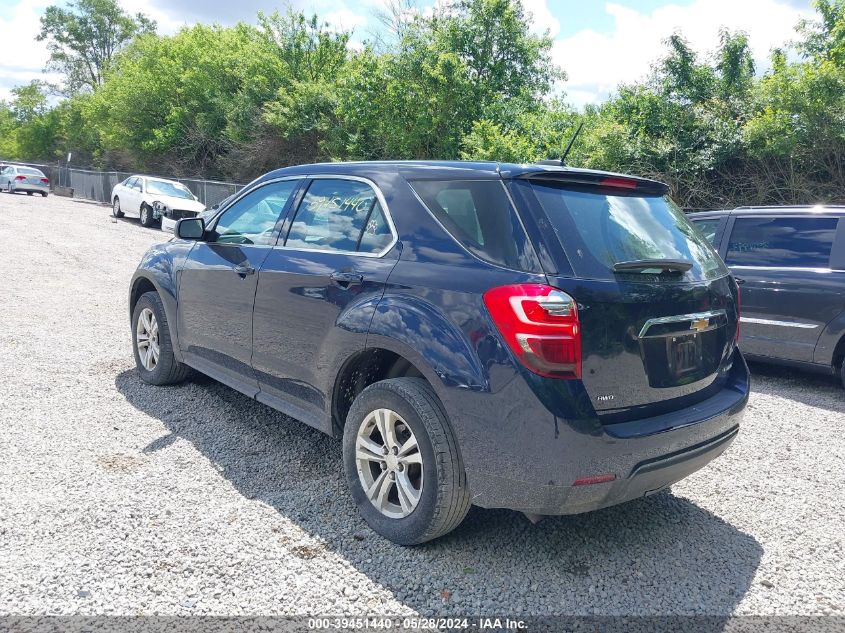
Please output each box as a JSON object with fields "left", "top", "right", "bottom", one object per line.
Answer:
{"left": 129, "top": 161, "right": 748, "bottom": 544}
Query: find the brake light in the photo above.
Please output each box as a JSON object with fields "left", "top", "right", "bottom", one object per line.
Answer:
{"left": 40, "top": 178, "right": 49, "bottom": 184}
{"left": 598, "top": 177, "right": 637, "bottom": 190}
{"left": 735, "top": 285, "right": 741, "bottom": 343}
{"left": 483, "top": 284, "right": 581, "bottom": 379}
{"left": 14, "top": 175, "right": 26, "bottom": 181}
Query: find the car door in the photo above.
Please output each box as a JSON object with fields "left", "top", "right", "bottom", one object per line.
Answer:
{"left": 724, "top": 214, "right": 842, "bottom": 362}
{"left": 251, "top": 176, "right": 400, "bottom": 430}
{"left": 0, "top": 166, "right": 11, "bottom": 189}
{"left": 177, "top": 178, "right": 303, "bottom": 395}
{"left": 121, "top": 177, "right": 140, "bottom": 213}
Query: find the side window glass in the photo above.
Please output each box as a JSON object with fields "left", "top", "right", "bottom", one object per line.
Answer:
{"left": 125, "top": 177, "right": 137, "bottom": 189}
{"left": 213, "top": 180, "right": 299, "bottom": 246}
{"left": 409, "top": 179, "right": 541, "bottom": 272}
{"left": 726, "top": 217, "right": 838, "bottom": 268}
{"left": 691, "top": 219, "right": 720, "bottom": 245}
{"left": 285, "top": 179, "right": 393, "bottom": 254}
{"left": 358, "top": 202, "right": 393, "bottom": 254}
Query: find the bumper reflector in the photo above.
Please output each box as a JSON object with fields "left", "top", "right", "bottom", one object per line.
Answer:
{"left": 573, "top": 474, "right": 616, "bottom": 486}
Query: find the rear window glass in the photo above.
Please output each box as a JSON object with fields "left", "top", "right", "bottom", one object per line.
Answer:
{"left": 20, "top": 168, "right": 42, "bottom": 176}
{"left": 725, "top": 217, "right": 838, "bottom": 268}
{"left": 530, "top": 183, "right": 727, "bottom": 281}
{"left": 409, "top": 179, "right": 540, "bottom": 271}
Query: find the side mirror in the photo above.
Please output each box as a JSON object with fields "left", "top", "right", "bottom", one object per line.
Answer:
{"left": 175, "top": 217, "right": 205, "bottom": 240}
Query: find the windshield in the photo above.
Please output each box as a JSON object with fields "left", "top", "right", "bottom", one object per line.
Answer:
{"left": 530, "top": 182, "right": 728, "bottom": 282}
{"left": 147, "top": 180, "right": 194, "bottom": 200}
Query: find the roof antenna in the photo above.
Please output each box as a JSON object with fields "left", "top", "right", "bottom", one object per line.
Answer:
{"left": 537, "top": 121, "right": 584, "bottom": 167}
{"left": 560, "top": 121, "right": 584, "bottom": 165}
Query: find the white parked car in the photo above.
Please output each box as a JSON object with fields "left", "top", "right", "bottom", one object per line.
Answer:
{"left": 110, "top": 175, "right": 205, "bottom": 229}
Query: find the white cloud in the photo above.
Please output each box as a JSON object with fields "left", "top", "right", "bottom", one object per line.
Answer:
{"left": 0, "top": 0, "right": 52, "bottom": 100}
{"left": 118, "top": 0, "right": 186, "bottom": 34}
{"left": 324, "top": 7, "right": 369, "bottom": 31}
{"left": 522, "top": 0, "right": 560, "bottom": 38}
{"left": 555, "top": 0, "right": 814, "bottom": 107}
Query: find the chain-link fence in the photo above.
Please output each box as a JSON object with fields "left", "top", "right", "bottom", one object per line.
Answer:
{"left": 1, "top": 160, "right": 243, "bottom": 209}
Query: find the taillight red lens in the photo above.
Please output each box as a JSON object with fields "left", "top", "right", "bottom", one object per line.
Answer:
{"left": 14, "top": 175, "right": 26, "bottom": 181}
{"left": 40, "top": 178, "right": 49, "bottom": 184}
{"left": 483, "top": 284, "right": 582, "bottom": 379}
{"left": 598, "top": 177, "right": 637, "bottom": 190}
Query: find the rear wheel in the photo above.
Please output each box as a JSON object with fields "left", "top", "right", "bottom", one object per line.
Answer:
{"left": 27, "top": 191, "right": 33, "bottom": 196}
{"left": 112, "top": 197, "right": 124, "bottom": 218}
{"left": 342, "top": 377, "right": 471, "bottom": 545}
{"left": 840, "top": 361, "right": 845, "bottom": 389}
{"left": 132, "top": 291, "right": 191, "bottom": 385}
{"left": 139, "top": 203, "right": 155, "bottom": 227}
{"left": 41, "top": 192, "right": 48, "bottom": 198}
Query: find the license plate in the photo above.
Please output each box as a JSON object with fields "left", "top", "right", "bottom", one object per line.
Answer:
{"left": 671, "top": 336, "right": 698, "bottom": 373}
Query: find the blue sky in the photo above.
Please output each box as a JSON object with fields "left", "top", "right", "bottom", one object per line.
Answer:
{"left": 0, "top": 0, "right": 815, "bottom": 105}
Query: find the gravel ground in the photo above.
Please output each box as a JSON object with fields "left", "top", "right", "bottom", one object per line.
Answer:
{"left": 0, "top": 193, "right": 843, "bottom": 617}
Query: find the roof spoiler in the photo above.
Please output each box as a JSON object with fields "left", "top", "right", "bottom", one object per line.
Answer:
{"left": 516, "top": 170, "right": 670, "bottom": 196}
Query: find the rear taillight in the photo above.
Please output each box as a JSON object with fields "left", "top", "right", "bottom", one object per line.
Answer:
{"left": 598, "top": 177, "right": 638, "bottom": 190}
{"left": 14, "top": 175, "right": 26, "bottom": 181}
{"left": 483, "top": 284, "right": 582, "bottom": 379}
{"left": 735, "top": 285, "right": 741, "bottom": 343}
{"left": 40, "top": 178, "right": 49, "bottom": 184}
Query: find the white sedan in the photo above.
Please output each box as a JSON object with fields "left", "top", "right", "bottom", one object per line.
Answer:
{"left": 111, "top": 176, "right": 205, "bottom": 229}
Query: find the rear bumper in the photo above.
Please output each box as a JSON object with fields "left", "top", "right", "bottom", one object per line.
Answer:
{"left": 451, "top": 351, "right": 749, "bottom": 515}
{"left": 10, "top": 183, "right": 48, "bottom": 194}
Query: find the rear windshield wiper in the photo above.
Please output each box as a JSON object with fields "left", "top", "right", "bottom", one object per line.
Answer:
{"left": 612, "top": 259, "right": 693, "bottom": 274}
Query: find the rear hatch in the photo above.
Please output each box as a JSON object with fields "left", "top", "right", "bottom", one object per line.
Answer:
{"left": 512, "top": 174, "right": 740, "bottom": 418}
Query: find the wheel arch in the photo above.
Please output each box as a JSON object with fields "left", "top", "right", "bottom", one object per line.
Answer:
{"left": 129, "top": 268, "right": 184, "bottom": 362}
{"left": 331, "top": 346, "right": 436, "bottom": 436}
{"left": 814, "top": 308, "right": 845, "bottom": 370}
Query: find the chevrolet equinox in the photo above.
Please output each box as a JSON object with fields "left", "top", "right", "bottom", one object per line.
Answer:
{"left": 129, "top": 161, "right": 749, "bottom": 544}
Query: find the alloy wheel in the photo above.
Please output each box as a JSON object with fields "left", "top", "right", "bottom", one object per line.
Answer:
{"left": 355, "top": 408, "right": 424, "bottom": 519}
{"left": 135, "top": 307, "right": 160, "bottom": 371}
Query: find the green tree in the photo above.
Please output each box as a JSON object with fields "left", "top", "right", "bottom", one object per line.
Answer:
{"left": 38, "top": 0, "right": 156, "bottom": 93}
{"left": 797, "top": 0, "right": 845, "bottom": 65}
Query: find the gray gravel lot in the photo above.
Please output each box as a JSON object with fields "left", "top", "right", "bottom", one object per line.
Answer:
{"left": 0, "top": 193, "right": 843, "bottom": 617}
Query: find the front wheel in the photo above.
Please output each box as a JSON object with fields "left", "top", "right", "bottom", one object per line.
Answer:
{"left": 343, "top": 377, "right": 471, "bottom": 545}
{"left": 132, "top": 291, "right": 191, "bottom": 385}
{"left": 139, "top": 203, "right": 156, "bottom": 227}
{"left": 112, "top": 197, "right": 124, "bottom": 218}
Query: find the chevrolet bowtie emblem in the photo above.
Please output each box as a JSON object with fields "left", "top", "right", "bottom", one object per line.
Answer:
{"left": 690, "top": 318, "right": 710, "bottom": 332}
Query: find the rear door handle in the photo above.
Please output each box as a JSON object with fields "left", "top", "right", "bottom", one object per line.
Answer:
{"left": 330, "top": 271, "right": 364, "bottom": 287}
{"left": 234, "top": 263, "right": 255, "bottom": 277}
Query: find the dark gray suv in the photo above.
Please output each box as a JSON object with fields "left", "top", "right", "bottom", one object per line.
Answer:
{"left": 689, "top": 206, "right": 845, "bottom": 386}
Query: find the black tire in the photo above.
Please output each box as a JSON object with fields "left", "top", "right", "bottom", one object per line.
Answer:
{"left": 840, "top": 360, "right": 845, "bottom": 389}
{"left": 131, "top": 291, "right": 192, "bottom": 385}
{"left": 41, "top": 192, "right": 48, "bottom": 198}
{"left": 112, "top": 197, "right": 124, "bottom": 218}
{"left": 139, "top": 203, "right": 156, "bottom": 227}
{"left": 343, "top": 377, "right": 471, "bottom": 545}
{"left": 27, "top": 191, "right": 33, "bottom": 196}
